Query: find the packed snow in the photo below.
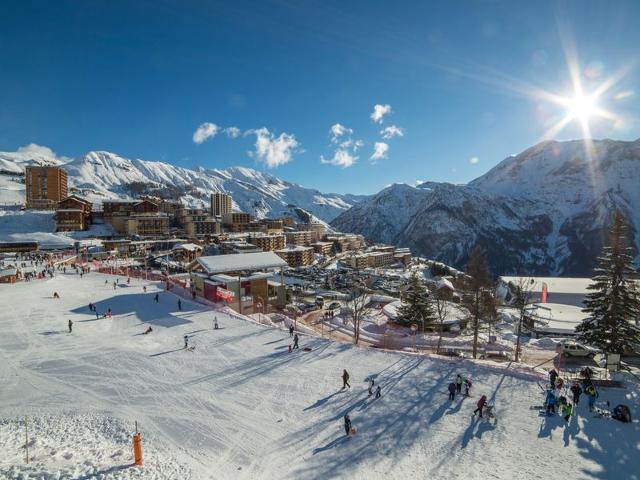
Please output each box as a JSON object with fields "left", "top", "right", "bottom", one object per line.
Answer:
{"left": 1, "top": 273, "right": 639, "bottom": 479}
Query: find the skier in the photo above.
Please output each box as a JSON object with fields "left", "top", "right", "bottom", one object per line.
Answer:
{"left": 106, "top": 308, "right": 112, "bottom": 318}
{"left": 127, "top": 277, "right": 131, "bottom": 284}
{"left": 474, "top": 395, "right": 488, "bottom": 417}
{"left": 546, "top": 391, "right": 557, "bottom": 415}
{"left": 88, "top": 302, "right": 94, "bottom": 312}
{"left": 113, "top": 281, "right": 117, "bottom": 290}
{"left": 342, "top": 369, "right": 351, "bottom": 389}
{"left": 184, "top": 335, "right": 189, "bottom": 349}
{"left": 562, "top": 402, "right": 573, "bottom": 422}
{"left": 447, "top": 381, "right": 456, "bottom": 402}
{"left": 344, "top": 414, "right": 352, "bottom": 436}
{"left": 105, "top": 279, "right": 108, "bottom": 285}
{"left": 368, "top": 378, "right": 375, "bottom": 397}
{"left": 548, "top": 369, "right": 558, "bottom": 390}
{"left": 293, "top": 334, "right": 299, "bottom": 349}
{"left": 464, "top": 378, "right": 472, "bottom": 396}
{"left": 143, "top": 286, "right": 147, "bottom": 293}
{"left": 68, "top": 319, "right": 73, "bottom": 333}
{"left": 154, "top": 293, "right": 159, "bottom": 303}
{"left": 178, "top": 299, "right": 182, "bottom": 311}
{"left": 456, "top": 374, "right": 463, "bottom": 394}
{"left": 586, "top": 384, "right": 598, "bottom": 411}
{"left": 375, "top": 385, "right": 381, "bottom": 399}
{"left": 95, "top": 310, "right": 100, "bottom": 320}
{"left": 143, "top": 326, "right": 153, "bottom": 335}
{"left": 570, "top": 383, "right": 582, "bottom": 405}
{"left": 214, "top": 317, "right": 219, "bottom": 330}
{"left": 289, "top": 325, "right": 294, "bottom": 337}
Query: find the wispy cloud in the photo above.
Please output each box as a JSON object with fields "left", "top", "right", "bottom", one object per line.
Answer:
{"left": 224, "top": 126, "right": 241, "bottom": 138}
{"left": 370, "top": 142, "right": 389, "bottom": 162}
{"left": 329, "top": 123, "right": 353, "bottom": 143}
{"left": 371, "top": 104, "right": 391, "bottom": 123}
{"left": 380, "top": 125, "right": 404, "bottom": 139}
{"left": 247, "top": 127, "right": 300, "bottom": 168}
{"left": 320, "top": 149, "right": 358, "bottom": 168}
{"left": 469, "top": 156, "right": 479, "bottom": 165}
{"left": 193, "top": 122, "right": 219, "bottom": 144}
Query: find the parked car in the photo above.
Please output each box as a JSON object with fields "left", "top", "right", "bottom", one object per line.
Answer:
{"left": 315, "top": 296, "right": 325, "bottom": 308}
{"left": 560, "top": 342, "right": 598, "bottom": 358}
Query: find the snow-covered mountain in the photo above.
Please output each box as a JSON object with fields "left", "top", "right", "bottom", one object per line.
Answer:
{"left": 0, "top": 147, "right": 365, "bottom": 222}
{"left": 332, "top": 138, "right": 640, "bottom": 276}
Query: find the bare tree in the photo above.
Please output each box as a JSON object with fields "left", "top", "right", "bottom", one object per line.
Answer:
{"left": 433, "top": 288, "right": 450, "bottom": 355}
{"left": 512, "top": 277, "right": 535, "bottom": 362}
{"left": 346, "top": 281, "right": 371, "bottom": 345}
{"left": 463, "top": 245, "right": 491, "bottom": 359}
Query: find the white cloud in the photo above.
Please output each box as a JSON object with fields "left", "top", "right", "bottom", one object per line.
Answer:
{"left": 248, "top": 127, "right": 300, "bottom": 168}
{"left": 16, "top": 144, "right": 70, "bottom": 162}
{"left": 320, "top": 149, "right": 358, "bottom": 168}
{"left": 469, "top": 156, "right": 479, "bottom": 165}
{"left": 329, "top": 123, "right": 353, "bottom": 143}
{"left": 380, "top": 125, "right": 404, "bottom": 139}
{"left": 192, "top": 122, "right": 219, "bottom": 144}
{"left": 370, "top": 104, "right": 391, "bottom": 123}
{"left": 224, "top": 127, "right": 241, "bottom": 138}
{"left": 370, "top": 142, "right": 389, "bottom": 162}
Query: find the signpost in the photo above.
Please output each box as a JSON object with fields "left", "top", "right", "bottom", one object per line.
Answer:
{"left": 411, "top": 323, "right": 418, "bottom": 352}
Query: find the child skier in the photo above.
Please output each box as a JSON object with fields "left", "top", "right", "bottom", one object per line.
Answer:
{"left": 289, "top": 325, "right": 294, "bottom": 337}
{"left": 586, "top": 385, "right": 598, "bottom": 411}
{"left": 456, "top": 374, "right": 463, "bottom": 394}
{"left": 474, "top": 395, "right": 487, "bottom": 417}
{"left": 368, "top": 378, "right": 375, "bottom": 396}
{"left": 375, "top": 385, "right": 381, "bottom": 399}
{"left": 68, "top": 319, "right": 73, "bottom": 333}
{"left": 548, "top": 369, "right": 558, "bottom": 390}
{"left": 342, "top": 369, "right": 351, "bottom": 389}
{"left": 184, "top": 335, "right": 189, "bottom": 349}
{"left": 447, "top": 382, "right": 456, "bottom": 402}
{"left": 562, "top": 402, "right": 573, "bottom": 422}
{"left": 344, "top": 414, "right": 352, "bottom": 436}
{"left": 464, "top": 378, "right": 472, "bottom": 396}
{"left": 293, "top": 334, "right": 299, "bottom": 349}
{"left": 570, "top": 383, "right": 582, "bottom": 405}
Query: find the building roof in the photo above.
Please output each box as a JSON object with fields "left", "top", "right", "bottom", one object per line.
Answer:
{"left": 197, "top": 251, "right": 287, "bottom": 274}
{"left": 525, "top": 303, "right": 588, "bottom": 335}
{"left": 173, "top": 243, "right": 203, "bottom": 252}
{"left": 276, "top": 246, "right": 313, "bottom": 253}
{"left": 0, "top": 268, "right": 18, "bottom": 276}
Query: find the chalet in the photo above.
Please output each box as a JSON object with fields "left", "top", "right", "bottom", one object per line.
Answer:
{"left": 56, "top": 196, "right": 92, "bottom": 231}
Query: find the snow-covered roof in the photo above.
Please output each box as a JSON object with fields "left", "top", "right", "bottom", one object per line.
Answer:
{"left": 173, "top": 243, "right": 202, "bottom": 252}
{"left": 0, "top": 268, "right": 17, "bottom": 276}
{"left": 197, "top": 252, "right": 287, "bottom": 274}
{"left": 525, "top": 302, "right": 587, "bottom": 335}
{"left": 501, "top": 276, "right": 591, "bottom": 295}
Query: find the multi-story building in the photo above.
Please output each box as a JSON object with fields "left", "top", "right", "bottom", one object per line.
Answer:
{"left": 222, "top": 212, "right": 253, "bottom": 232}
{"left": 185, "top": 219, "right": 221, "bottom": 236}
{"left": 275, "top": 245, "right": 314, "bottom": 268}
{"left": 348, "top": 254, "right": 370, "bottom": 269}
{"left": 367, "top": 251, "right": 394, "bottom": 268}
{"left": 219, "top": 240, "right": 263, "bottom": 255}
{"left": 25, "top": 166, "right": 68, "bottom": 209}
{"left": 248, "top": 234, "right": 286, "bottom": 252}
{"left": 304, "top": 222, "right": 327, "bottom": 237}
{"left": 263, "top": 219, "right": 284, "bottom": 233}
{"left": 211, "top": 192, "right": 233, "bottom": 217}
{"left": 393, "top": 248, "right": 412, "bottom": 266}
{"left": 311, "top": 241, "right": 333, "bottom": 256}
{"left": 284, "top": 230, "right": 317, "bottom": 247}
{"left": 125, "top": 215, "right": 170, "bottom": 236}
{"left": 55, "top": 196, "right": 92, "bottom": 231}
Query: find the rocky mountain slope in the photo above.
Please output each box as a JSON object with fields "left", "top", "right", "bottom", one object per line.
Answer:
{"left": 332, "top": 138, "right": 640, "bottom": 276}
{"left": 0, "top": 147, "right": 364, "bottom": 222}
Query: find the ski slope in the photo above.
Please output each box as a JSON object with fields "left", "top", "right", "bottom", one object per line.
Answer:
{"left": 0, "top": 274, "right": 639, "bottom": 479}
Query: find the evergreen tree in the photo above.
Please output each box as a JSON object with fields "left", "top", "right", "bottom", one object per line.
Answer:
{"left": 576, "top": 211, "right": 640, "bottom": 355}
{"left": 396, "top": 274, "right": 436, "bottom": 330}
{"left": 463, "top": 245, "right": 492, "bottom": 358}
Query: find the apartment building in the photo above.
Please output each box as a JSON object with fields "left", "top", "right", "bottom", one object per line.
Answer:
{"left": 211, "top": 192, "right": 233, "bottom": 217}
{"left": 311, "top": 241, "right": 333, "bottom": 256}
{"left": 284, "top": 230, "right": 317, "bottom": 246}
{"left": 125, "top": 215, "right": 170, "bottom": 236}
{"left": 247, "top": 234, "right": 286, "bottom": 252}
{"left": 25, "top": 166, "right": 68, "bottom": 209}
{"left": 55, "top": 196, "right": 92, "bottom": 231}
{"left": 275, "top": 245, "right": 314, "bottom": 267}
{"left": 185, "top": 219, "right": 221, "bottom": 236}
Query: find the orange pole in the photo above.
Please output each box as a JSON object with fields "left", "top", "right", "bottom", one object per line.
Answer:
{"left": 133, "top": 433, "right": 143, "bottom": 466}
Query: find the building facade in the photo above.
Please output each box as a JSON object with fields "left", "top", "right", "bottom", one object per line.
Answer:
{"left": 211, "top": 192, "right": 233, "bottom": 217}
{"left": 25, "top": 166, "right": 68, "bottom": 209}
{"left": 55, "top": 196, "right": 92, "bottom": 231}
{"left": 248, "top": 234, "right": 286, "bottom": 252}
{"left": 275, "top": 246, "right": 314, "bottom": 267}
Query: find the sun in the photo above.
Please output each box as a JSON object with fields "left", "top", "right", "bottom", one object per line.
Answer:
{"left": 566, "top": 92, "right": 598, "bottom": 124}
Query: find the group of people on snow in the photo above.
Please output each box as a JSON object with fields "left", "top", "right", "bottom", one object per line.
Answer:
{"left": 545, "top": 368, "right": 601, "bottom": 422}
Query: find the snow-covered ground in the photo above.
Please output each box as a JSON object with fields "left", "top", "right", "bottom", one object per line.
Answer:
{"left": 1, "top": 273, "right": 639, "bottom": 479}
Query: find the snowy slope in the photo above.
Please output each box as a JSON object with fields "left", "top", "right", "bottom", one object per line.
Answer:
{"left": 1, "top": 273, "right": 638, "bottom": 479}
{"left": 332, "top": 138, "right": 640, "bottom": 276}
{"left": 0, "top": 147, "right": 365, "bottom": 222}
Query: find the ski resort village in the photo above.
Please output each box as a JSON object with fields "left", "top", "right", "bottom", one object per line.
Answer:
{"left": 3, "top": 2, "right": 640, "bottom": 479}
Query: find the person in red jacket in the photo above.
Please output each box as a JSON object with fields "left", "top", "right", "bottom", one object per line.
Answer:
{"left": 474, "top": 395, "right": 488, "bottom": 417}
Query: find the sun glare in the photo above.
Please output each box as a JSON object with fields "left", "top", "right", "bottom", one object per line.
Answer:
{"left": 567, "top": 93, "right": 597, "bottom": 123}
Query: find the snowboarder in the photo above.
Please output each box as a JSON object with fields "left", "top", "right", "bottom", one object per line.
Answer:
{"left": 570, "top": 383, "right": 582, "bottom": 405}
{"left": 178, "top": 299, "right": 182, "bottom": 311}
{"left": 289, "top": 325, "right": 294, "bottom": 337}
{"left": 293, "top": 334, "right": 299, "bottom": 349}
{"left": 368, "top": 378, "right": 375, "bottom": 396}
{"left": 456, "top": 374, "right": 463, "bottom": 394}
{"left": 549, "top": 369, "right": 558, "bottom": 390}
{"left": 154, "top": 293, "right": 159, "bottom": 303}
{"left": 184, "top": 335, "right": 189, "bottom": 349}
{"left": 474, "top": 395, "right": 488, "bottom": 417}
{"left": 143, "top": 326, "right": 153, "bottom": 335}
{"left": 68, "top": 319, "right": 73, "bottom": 333}
{"left": 375, "top": 385, "right": 381, "bottom": 399}
{"left": 342, "top": 369, "right": 351, "bottom": 389}
{"left": 562, "top": 402, "right": 573, "bottom": 422}
{"left": 586, "top": 385, "right": 598, "bottom": 411}
{"left": 53, "top": 292, "right": 60, "bottom": 299}
{"left": 447, "top": 382, "right": 456, "bottom": 402}
{"left": 464, "top": 378, "right": 472, "bottom": 396}
{"left": 344, "top": 414, "right": 352, "bottom": 436}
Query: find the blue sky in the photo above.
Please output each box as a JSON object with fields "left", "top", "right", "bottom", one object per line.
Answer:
{"left": 1, "top": 0, "right": 639, "bottom": 194}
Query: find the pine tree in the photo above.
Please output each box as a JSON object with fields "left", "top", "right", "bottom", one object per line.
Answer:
{"left": 463, "top": 245, "right": 492, "bottom": 359}
{"left": 576, "top": 211, "right": 640, "bottom": 355}
{"left": 396, "top": 274, "right": 436, "bottom": 331}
